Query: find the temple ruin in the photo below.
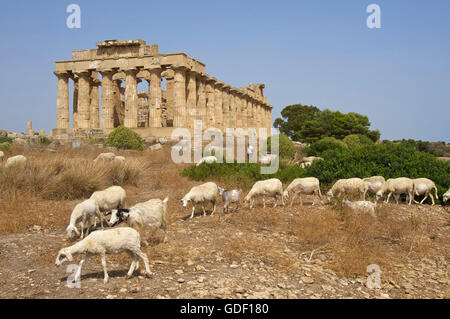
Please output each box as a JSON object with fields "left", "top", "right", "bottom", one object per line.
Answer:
{"left": 53, "top": 39, "right": 273, "bottom": 137}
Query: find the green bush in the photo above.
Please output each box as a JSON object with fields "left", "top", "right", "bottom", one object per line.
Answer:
{"left": 39, "top": 136, "right": 51, "bottom": 145}
{"left": 0, "top": 137, "right": 12, "bottom": 144}
{"left": 0, "top": 143, "right": 11, "bottom": 152}
{"left": 343, "top": 134, "right": 374, "bottom": 150}
{"left": 104, "top": 126, "right": 144, "bottom": 151}
{"left": 266, "top": 134, "right": 296, "bottom": 159}
{"left": 303, "top": 137, "right": 347, "bottom": 157}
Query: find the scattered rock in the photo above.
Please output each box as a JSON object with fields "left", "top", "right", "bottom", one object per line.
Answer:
{"left": 300, "top": 277, "right": 314, "bottom": 284}
{"left": 149, "top": 143, "right": 162, "bottom": 151}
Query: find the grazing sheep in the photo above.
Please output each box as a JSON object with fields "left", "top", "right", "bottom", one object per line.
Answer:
{"left": 0, "top": 151, "right": 4, "bottom": 161}
{"left": 55, "top": 227, "right": 152, "bottom": 284}
{"left": 283, "top": 177, "right": 322, "bottom": 206}
{"left": 93, "top": 152, "right": 116, "bottom": 163}
{"left": 326, "top": 178, "right": 367, "bottom": 201}
{"left": 196, "top": 156, "right": 218, "bottom": 166}
{"left": 376, "top": 177, "right": 414, "bottom": 205}
{"left": 443, "top": 189, "right": 450, "bottom": 204}
{"left": 5, "top": 155, "right": 27, "bottom": 168}
{"left": 182, "top": 182, "right": 219, "bottom": 219}
{"left": 363, "top": 176, "right": 386, "bottom": 195}
{"left": 260, "top": 154, "right": 278, "bottom": 165}
{"left": 218, "top": 187, "right": 242, "bottom": 215}
{"left": 90, "top": 186, "right": 126, "bottom": 214}
{"left": 244, "top": 178, "right": 284, "bottom": 209}
{"left": 412, "top": 178, "right": 438, "bottom": 205}
{"left": 114, "top": 156, "right": 125, "bottom": 162}
{"left": 109, "top": 197, "right": 169, "bottom": 243}
{"left": 342, "top": 200, "right": 377, "bottom": 217}
{"left": 66, "top": 198, "right": 103, "bottom": 240}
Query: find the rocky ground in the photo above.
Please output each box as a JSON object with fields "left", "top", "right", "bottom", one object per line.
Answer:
{"left": 0, "top": 202, "right": 448, "bottom": 299}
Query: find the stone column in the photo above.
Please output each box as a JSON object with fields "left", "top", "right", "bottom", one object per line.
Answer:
{"left": 113, "top": 79, "right": 124, "bottom": 126}
{"left": 124, "top": 68, "right": 138, "bottom": 128}
{"left": 90, "top": 72, "right": 100, "bottom": 129}
{"left": 267, "top": 105, "right": 272, "bottom": 136}
{"left": 246, "top": 97, "right": 253, "bottom": 128}
{"left": 205, "top": 77, "right": 216, "bottom": 128}
{"left": 54, "top": 71, "right": 70, "bottom": 129}
{"left": 173, "top": 66, "right": 187, "bottom": 128}
{"left": 240, "top": 93, "right": 247, "bottom": 129}
{"left": 186, "top": 70, "right": 197, "bottom": 129}
{"left": 234, "top": 91, "right": 242, "bottom": 129}
{"left": 75, "top": 70, "right": 91, "bottom": 129}
{"left": 72, "top": 76, "right": 79, "bottom": 128}
{"left": 214, "top": 82, "right": 224, "bottom": 130}
{"left": 222, "top": 85, "right": 230, "bottom": 130}
{"left": 100, "top": 69, "right": 115, "bottom": 129}
{"left": 27, "top": 121, "right": 33, "bottom": 136}
{"left": 197, "top": 75, "right": 207, "bottom": 127}
{"left": 148, "top": 67, "right": 162, "bottom": 128}
{"left": 161, "top": 69, "right": 174, "bottom": 126}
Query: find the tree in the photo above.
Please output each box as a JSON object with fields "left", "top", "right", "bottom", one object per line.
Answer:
{"left": 104, "top": 126, "right": 144, "bottom": 151}
{"left": 273, "top": 104, "right": 380, "bottom": 143}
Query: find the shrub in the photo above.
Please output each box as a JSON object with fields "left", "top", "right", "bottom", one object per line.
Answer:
{"left": 303, "top": 137, "right": 347, "bottom": 157}
{"left": 0, "top": 137, "right": 13, "bottom": 144}
{"left": 39, "top": 136, "right": 51, "bottom": 145}
{"left": 266, "top": 134, "right": 296, "bottom": 159}
{"left": 343, "top": 134, "right": 374, "bottom": 150}
{"left": 0, "top": 142, "right": 11, "bottom": 152}
{"left": 104, "top": 126, "right": 144, "bottom": 151}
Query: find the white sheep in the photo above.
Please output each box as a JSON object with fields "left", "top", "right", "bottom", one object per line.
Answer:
{"left": 326, "top": 178, "right": 367, "bottom": 201}
{"left": 66, "top": 198, "right": 103, "bottom": 240}
{"left": 260, "top": 154, "right": 278, "bottom": 165}
{"left": 363, "top": 176, "right": 386, "bottom": 195}
{"left": 93, "top": 152, "right": 116, "bottom": 163}
{"left": 89, "top": 186, "right": 126, "bottom": 214}
{"left": 443, "top": 188, "right": 450, "bottom": 204}
{"left": 196, "top": 156, "right": 218, "bottom": 166}
{"left": 5, "top": 155, "right": 27, "bottom": 168}
{"left": 109, "top": 197, "right": 169, "bottom": 243}
{"left": 302, "top": 156, "right": 323, "bottom": 164}
{"left": 114, "top": 156, "right": 125, "bottom": 162}
{"left": 0, "top": 150, "right": 4, "bottom": 161}
{"left": 55, "top": 227, "right": 152, "bottom": 284}
{"left": 244, "top": 178, "right": 285, "bottom": 209}
{"left": 376, "top": 177, "right": 414, "bottom": 205}
{"left": 412, "top": 178, "right": 438, "bottom": 205}
{"left": 283, "top": 177, "right": 322, "bottom": 206}
{"left": 342, "top": 200, "right": 377, "bottom": 217}
{"left": 181, "top": 182, "right": 219, "bottom": 219}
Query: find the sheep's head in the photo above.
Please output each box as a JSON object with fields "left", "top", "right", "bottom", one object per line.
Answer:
{"left": 376, "top": 190, "right": 384, "bottom": 201}
{"left": 109, "top": 208, "right": 129, "bottom": 227}
{"left": 181, "top": 197, "right": 190, "bottom": 208}
{"left": 218, "top": 187, "right": 225, "bottom": 196}
{"left": 65, "top": 224, "right": 79, "bottom": 240}
{"left": 443, "top": 195, "right": 449, "bottom": 204}
{"left": 326, "top": 190, "right": 333, "bottom": 202}
{"left": 282, "top": 190, "right": 289, "bottom": 201}
{"left": 55, "top": 248, "right": 73, "bottom": 267}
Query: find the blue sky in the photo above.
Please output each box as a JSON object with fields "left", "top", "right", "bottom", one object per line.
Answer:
{"left": 0, "top": 0, "right": 449, "bottom": 141}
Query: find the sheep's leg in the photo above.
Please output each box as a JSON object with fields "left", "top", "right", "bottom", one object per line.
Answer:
{"left": 80, "top": 221, "right": 84, "bottom": 239}
{"left": 420, "top": 193, "right": 428, "bottom": 204}
{"left": 235, "top": 201, "right": 240, "bottom": 213}
{"left": 73, "top": 255, "right": 87, "bottom": 283}
{"left": 126, "top": 260, "right": 137, "bottom": 279}
{"left": 101, "top": 254, "right": 109, "bottom": 284}
{"left": 202, "top": 204, "right": 207, "bottom": 216}
{"left": 429, "top": 193, "right": 435, "bottom": 205}
{"left": 385, "top": 192, "right": 392, "bottom": 204}
{"left": 273, "top": 195, "right": 278, "bottom": 208}
{"left": 133, "top": 248, "right": 152, "bottom": 277}
{"left": 211, "top": 201, "right": 216, "bottom": 215}
{"left": 290, "top": 193, "right": 297, "bottom": 207}
{"left": 190, "top": 204, "right": 195, "bottom": 219}
{"left": 262, "top": 196, "right": 266, "bottom": 208}
{"left": 394, "top": 194, "right": 400, "bottom": 204}
{"left": 407, "top": 192, "right": 412, "bottom": 205}
{"left": 281, "top": 193, "right": 285, "bottom": 206}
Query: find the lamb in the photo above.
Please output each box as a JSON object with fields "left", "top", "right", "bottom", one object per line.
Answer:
{"left": 196, "top": 156, "right": 218, "bottom": 166}
{"left": 5, "top": 155, "right": 27, "bottom": 168}
{"left": 363, "top": 176, "right": 386, "bottom": 195}
{"left": 0, "top": 150, "right": 4, "bottom": 161}
{"left": 218, "top": 187, "right": 242, "bottom": 215}
{"left": 66, "top": 198, "right": 103, "bottom": 240}
{"left": 376, "top": 177, "right": 414, "bottom": 205}
{"left": 260, "top": 154, "right": 278, "bottom": 165}
{"left": 283, "top": 177, "right": 322, "bottom": 206}
{"left": 181, "top": 182, "right": 219, "bottom": 219}
{"left": 443, "top": 188, "right": 450, "bottom": 204}
{"left": 93, "top": 152, "right": 116, "bottom": 163}
{"left": 55, "top": 227, "right": 152, "bottom": 284}
{"left": 342, "top": 200, "right": 377, "bottom": 218}
{"left": 326, "top": 178, "right": 367, "bottom": 201}
{"left": 244, "top": 178, "right": 285, "bottom": 209}
{"left": 412, "top": 178, "right": 438, "bottom": 205}
{"left": 89, "top": 186, "right": 126, "bottom": 214}
{"left": 109, "top": 197, "right": 169, "bottom": 243}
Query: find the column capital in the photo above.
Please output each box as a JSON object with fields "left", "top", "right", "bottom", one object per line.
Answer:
{"left": 53, "top": 71, "right": 70, "bottom": 78}
{"left": 171, "top": 64, "right": 189, "bottom": 72}
{"left": 122, "top": 67, "right": 139, "bottom": 75}
{"left": 215, "top": 81, "right": 225, "bottom": 89}
{"left": 161, "top": 68, "right": 175, "bottom": 79}
{"left": 73, "top": 70, "right": 90, "bottom": 77}
{"left": 98, "top": 68, "right": 115, "bottom": 76}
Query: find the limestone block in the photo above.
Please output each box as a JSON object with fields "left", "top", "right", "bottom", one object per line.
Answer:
{"left": 149, "top": 143, "right": 162, "bottom": 151}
